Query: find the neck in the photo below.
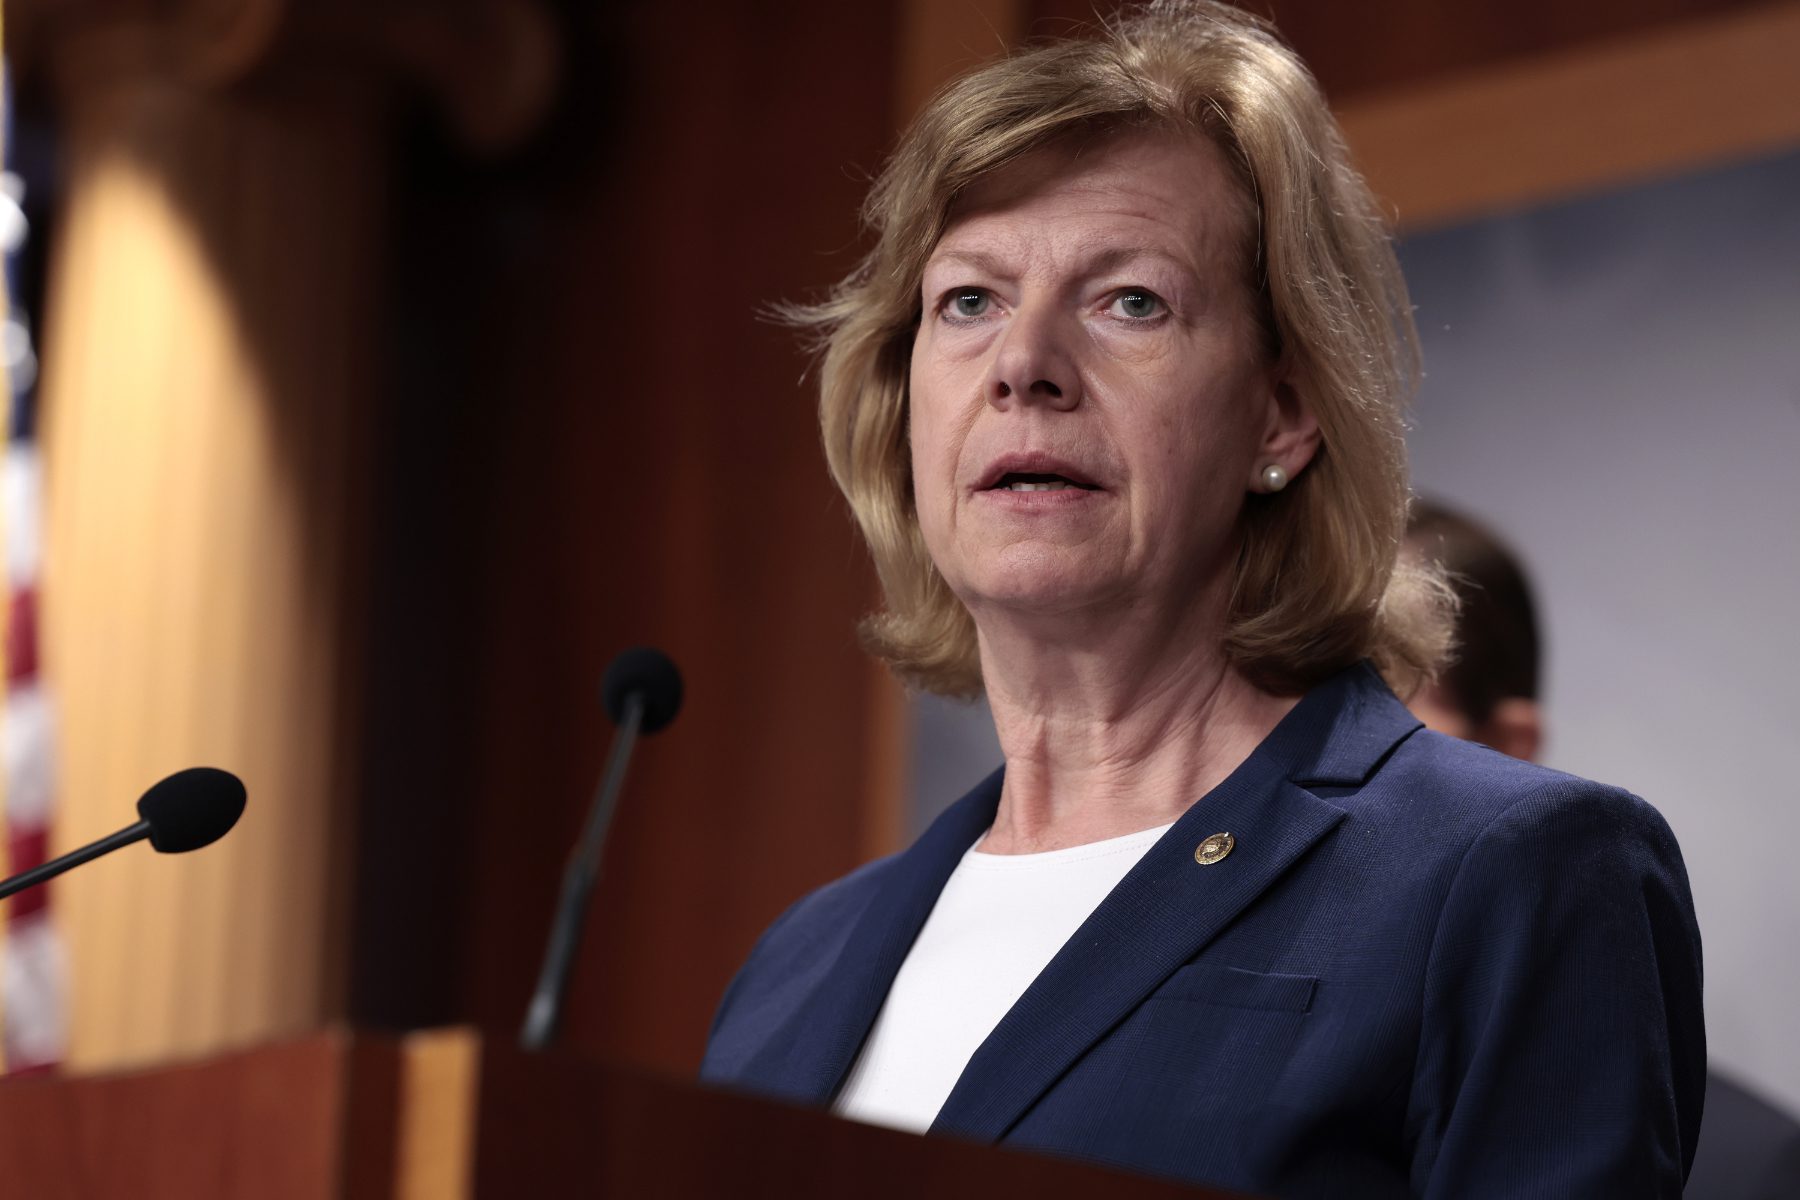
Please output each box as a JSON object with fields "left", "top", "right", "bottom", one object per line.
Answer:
{"left": 973, "top": 593, "right": 1297, "bottom": 855}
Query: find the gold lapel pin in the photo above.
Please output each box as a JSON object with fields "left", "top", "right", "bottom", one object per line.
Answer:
{"left": 1194, "top": 832, "right": 1235, "bottom": 865}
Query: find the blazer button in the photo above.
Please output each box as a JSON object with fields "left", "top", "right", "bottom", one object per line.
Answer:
{"left": 1194, "top": 832, "right": 1235, "bottom": 865}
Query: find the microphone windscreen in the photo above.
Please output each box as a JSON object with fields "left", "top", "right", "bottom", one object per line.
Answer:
{"left": 602, "top": 647, "right": 683, "bottom": 734}
{"left": 136, "top": 767, "right": 247, "bottom": 853}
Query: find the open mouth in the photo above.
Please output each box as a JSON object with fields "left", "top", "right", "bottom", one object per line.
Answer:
{"left": 987, "top": 472, "right": 1102, "bottom": 493}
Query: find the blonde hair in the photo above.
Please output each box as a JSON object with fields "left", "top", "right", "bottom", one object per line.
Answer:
{"left": 796, "top": 0, "right": 1452, "bottom": 698}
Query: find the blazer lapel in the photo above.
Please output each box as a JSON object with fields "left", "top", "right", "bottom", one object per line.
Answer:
{"left": 746, "top": 768, "right": 1003, "bottom": 1105}
{"left": 931, "top": 663, "right": 1421, "bottom": 1142}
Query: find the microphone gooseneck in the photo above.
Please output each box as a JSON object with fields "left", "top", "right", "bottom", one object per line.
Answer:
{"left": 0, "top": 767, "right": 248, "bottom": 902}
{"left": 521, "top": 646, "right": 684, "bottom": 1051}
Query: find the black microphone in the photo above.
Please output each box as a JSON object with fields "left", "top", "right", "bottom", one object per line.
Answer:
{"left": 521, "top": 647, "right": 683, "bottom": 1051}
{"left": 0, "top": 767, "right": 247, "bottom": 901}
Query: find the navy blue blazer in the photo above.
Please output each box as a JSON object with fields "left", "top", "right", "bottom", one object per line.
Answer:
{"left": 701, "top": 663, "right": 1705, "bottom": 1197}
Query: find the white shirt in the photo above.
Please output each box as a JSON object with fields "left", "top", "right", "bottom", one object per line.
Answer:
{"left": 833, "top": 820, "right": 1175, "bottom": 1133}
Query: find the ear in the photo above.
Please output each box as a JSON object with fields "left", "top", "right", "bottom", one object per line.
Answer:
{"left": 1250, "top": 376, "right": 1321, "bottom": 490}
{"left": 1473, "top": 698, "right": 1543, "bottom": 764}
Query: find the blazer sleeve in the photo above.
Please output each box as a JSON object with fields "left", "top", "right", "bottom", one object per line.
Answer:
{"left": 1407, "top": 781, "right": 1705, "bottom": 1198}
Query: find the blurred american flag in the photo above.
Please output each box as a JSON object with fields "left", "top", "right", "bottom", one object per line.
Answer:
{"left": 1, "top": 59, "right": 66, "bottom": 1074}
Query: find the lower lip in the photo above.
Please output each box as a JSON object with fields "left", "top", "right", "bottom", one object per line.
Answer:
{"left": 974, "top": 486, "right": 1106, "bottom": 511}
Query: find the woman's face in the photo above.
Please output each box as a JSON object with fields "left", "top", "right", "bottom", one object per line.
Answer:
{"left": 908, "top": 129, "right": 1314, "bottom": 630}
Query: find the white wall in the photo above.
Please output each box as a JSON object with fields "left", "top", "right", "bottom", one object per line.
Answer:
{"left": 907, "top": 147, "right": 1800, "bottom": 1113}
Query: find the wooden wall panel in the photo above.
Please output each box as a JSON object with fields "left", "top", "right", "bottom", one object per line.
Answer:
{"left": 34, "top": 73, "right": 382, "bottom": 1070}
{"left": 480, "top": 0, "right": 902, "bottom": 1073}
{"left": 1243, "top": 0, "right": 1773, "bottom": 100}
{"left": 1338, "top": 3, "right": 1800, "bottom": 230}
{"left": 1024, "top": 0, "right": 1800, "bottom": 231}
{"left": 1028, "top": 0, "right": 1776, "bottom": 101}
{"left": 356, "top": 0, "right": 912, "bottom": 1073}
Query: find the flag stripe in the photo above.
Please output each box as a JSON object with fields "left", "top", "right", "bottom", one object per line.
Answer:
{"left": 1, "top": 59, "right": 65, "bottom": 1073}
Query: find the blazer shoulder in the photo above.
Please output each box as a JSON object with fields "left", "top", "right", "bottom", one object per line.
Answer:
{"left": 1395, "top": 738, "right": 1704, "bottom": 1194}
{"left": 1373, "top": 727, "right": 1678, "bottom": 850}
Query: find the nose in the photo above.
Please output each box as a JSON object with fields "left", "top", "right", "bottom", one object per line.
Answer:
{"left": 986, "top": 306, "right": 1081, "bottom": 411}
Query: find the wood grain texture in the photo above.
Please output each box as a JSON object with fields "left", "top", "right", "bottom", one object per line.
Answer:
{"left": 898, "top": 0, "right": 1026, "bottom": 120}
{"left": 1027, "top": 0, "right": 1773, "bottom": 101}
{"left": 1022, "top": 0, "right": 1798, "bottom": 229}
{"left": 0, "top": 1029, "right": 1246, "bottom": 1197}
{"left": 0, "top": 1031, "right": 363, "bottom": 1199}
{"left": 35, "top": 73, "right": 382, "bottom": 1070}
{"left": 1338, "top": 2, "right": 1800, "bottom": 229}
{"left": 393, "top": 1028, "right": 479, "bottom": 1200}
{"left": 474, "top": 1041, "right": 1235, "bottom": 1197}
{"left": 356, "top": 0, "right": 913, "bottom": 1074}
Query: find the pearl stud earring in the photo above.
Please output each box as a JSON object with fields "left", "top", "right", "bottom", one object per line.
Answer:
{"left": 1260, "top": 464, "right": 1289, "bottom": 493}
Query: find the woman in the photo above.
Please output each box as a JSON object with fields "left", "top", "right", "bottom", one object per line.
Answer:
{"left": 701, "top": 3, "right": 1704, "bottom": 1195}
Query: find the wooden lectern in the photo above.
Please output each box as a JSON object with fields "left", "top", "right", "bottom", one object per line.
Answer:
{"left": 0, "top": 1029, "right": 1245, "bottom": 1197}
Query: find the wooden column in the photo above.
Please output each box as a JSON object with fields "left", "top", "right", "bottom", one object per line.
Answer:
{"left": 25, "top": 40, "right": 381, "bottom": 1070}
{"left": 12, "top": 0, "right": 554, "bottom": 1072}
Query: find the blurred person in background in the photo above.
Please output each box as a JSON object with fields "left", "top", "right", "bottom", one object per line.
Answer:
{"left": 1404, "top": 499, "right": 1800, "bottom": 1200}
{"left": 702, "top": 4, "right": 1704, "bottom": 1194}
{"left": 1402, "top": 502, "right": 1543, "bottom": 764}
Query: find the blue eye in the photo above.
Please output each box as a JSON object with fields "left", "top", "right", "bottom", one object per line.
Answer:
{"left": 1110, "top": 290, "right": 1163, "bottom": 320}
{"left": 949, "top": 289, "right": 992, "bottom": 318}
